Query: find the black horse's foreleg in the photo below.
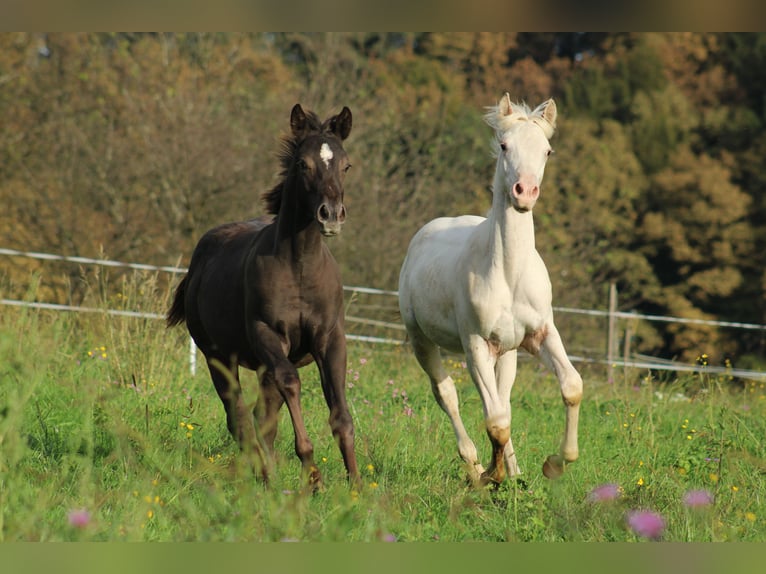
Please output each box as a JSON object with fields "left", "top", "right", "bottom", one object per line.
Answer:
{"left": 250, "top": 322, "right": 322, "bottom": 490}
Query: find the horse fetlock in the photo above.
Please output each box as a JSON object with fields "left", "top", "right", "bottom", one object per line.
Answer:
{"left": 562, "top": 446, "right": 579, "bottom": 463}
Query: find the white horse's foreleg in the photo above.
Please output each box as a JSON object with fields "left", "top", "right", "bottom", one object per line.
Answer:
{"left": 465, "top": 335, "right": 509, "bottom": 484}
{"left": 410, "top": 330, "right": 484, "bottom": 482}
{"left": 538, "top": 322, "right": 582, "bottom": 478}
{"left": 495, "top": 349, "right": 522, "bottom": 477}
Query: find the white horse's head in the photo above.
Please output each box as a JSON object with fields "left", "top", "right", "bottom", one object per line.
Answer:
{"left": 485, "top": 93, "right": 557, "bottom": 212}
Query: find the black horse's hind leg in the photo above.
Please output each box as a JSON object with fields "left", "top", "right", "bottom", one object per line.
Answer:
{"left": 315, "top": 328, "right": 359, "bottom": 485}
{"left": 206, "top": 357, "right": 268, "bottom": 480}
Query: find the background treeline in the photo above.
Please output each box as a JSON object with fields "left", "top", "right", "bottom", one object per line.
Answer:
{"left": 1, "top": 32, "right": 764, "bottom": 365}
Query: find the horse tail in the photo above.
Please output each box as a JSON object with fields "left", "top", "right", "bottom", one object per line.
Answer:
{"left": 166, "top": 275, "right": 188, "bottom": 328}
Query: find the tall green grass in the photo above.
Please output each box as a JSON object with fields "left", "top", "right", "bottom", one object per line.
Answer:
{"left": 0, "top": 273, "right": 764, "bottom": 542}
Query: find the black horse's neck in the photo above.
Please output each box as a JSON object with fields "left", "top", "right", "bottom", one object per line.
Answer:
{"left": 271, "top": 176, "right": 324, "bottom": 266}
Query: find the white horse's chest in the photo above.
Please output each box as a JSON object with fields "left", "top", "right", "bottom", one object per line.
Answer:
{"left": 467, "top": 266, "right": 551, "bottom": 354}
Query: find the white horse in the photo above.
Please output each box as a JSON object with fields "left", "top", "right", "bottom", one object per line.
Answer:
{"left": 398, "top": 94, "right": 582, "bottom": 484}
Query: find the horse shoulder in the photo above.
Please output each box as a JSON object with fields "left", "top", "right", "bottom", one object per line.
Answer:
{"left": 517, "top": 251, "right": 553, "bottom": 310}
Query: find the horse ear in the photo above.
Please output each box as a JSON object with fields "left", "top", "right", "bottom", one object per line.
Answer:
{"left": 499, "top": 93, "right": 513, "bottom": 117}
{"left": 290, "top": 103, "right": 308, "bottom": 138}
{"left": 328, "top": 106, "right": 353, "bottom": 140}
{"left": 539, "top": 98, "right": 557, "bottom": 130}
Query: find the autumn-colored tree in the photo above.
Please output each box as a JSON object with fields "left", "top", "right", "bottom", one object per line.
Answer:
{"left": 0, "top": 32, "right": 764, "bottom": 365}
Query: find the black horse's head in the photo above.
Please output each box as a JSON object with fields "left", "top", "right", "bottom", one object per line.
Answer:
{"left": 262, "top": 104, "right": 353, "bottom": 237}
{"left": 289, "top": 104, "right": 353, "bottom": 236}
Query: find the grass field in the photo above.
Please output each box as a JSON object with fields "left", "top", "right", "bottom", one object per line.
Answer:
{"left": 1, "top": 274, "right": 765, "bottom": 543}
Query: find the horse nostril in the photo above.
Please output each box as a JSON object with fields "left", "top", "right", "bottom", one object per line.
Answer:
{"left": 513, "top": 182, "right": 524, "bottom": 196}
{"left": 338, "top": 205, "right": 347, "bottom": 222}
{"left": 318, "top": 203, "right": 331, "bottom": 222}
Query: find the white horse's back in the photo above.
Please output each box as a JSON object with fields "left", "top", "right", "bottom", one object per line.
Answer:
{"left": 399, "top": 214, "right": 486, "bottom": 353}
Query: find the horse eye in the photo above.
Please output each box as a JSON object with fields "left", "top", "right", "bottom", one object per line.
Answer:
{"left": 298, "top": 159, "right": 309, "bottom": 171}
{"left": 547, "top": 149, "right": 554, "bottom": 157}
{"left": 500, "top": 142, "right": 507, "bottom": 152}
{"left": 343, "top": 164, "right": 352, "bottom": 173}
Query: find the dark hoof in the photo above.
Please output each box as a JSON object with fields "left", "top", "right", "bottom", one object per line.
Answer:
{"left": 479, "top": 470, "right": 504, "bottom": 489}
{"left": 542, "top": 454, "right": 564, "bottom": 479}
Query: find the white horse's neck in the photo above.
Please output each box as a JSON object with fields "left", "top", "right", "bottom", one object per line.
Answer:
{"left": 486, "top": 164, "right": 536, "bottom": 282}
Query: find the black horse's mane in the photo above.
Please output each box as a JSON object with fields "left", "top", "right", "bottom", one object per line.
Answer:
{"left": 261, "top": 109, "right": 326, "bottom": 216}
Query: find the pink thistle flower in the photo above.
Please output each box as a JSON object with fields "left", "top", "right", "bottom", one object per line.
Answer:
{"left": 380, "top": 532, "right": 397, "bottom": 542}
{"left": 586, "top": 483, "right": 621, "bottom": 503}
{"left": 683, "top": 489, "right": 714, "bottom": 508}
{"left": 68, "top": 508, "right": 91, "bottom": 529}
{"left": 627, "top": 510, "right": 665, "bottom": 540}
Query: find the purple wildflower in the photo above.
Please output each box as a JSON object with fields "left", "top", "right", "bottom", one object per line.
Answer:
{"left": 626, "top": 510, "right": 665, "bottom": 540}
{"left": 380, "top": 532, "right": 397, "bottom": 542}
{"left": 683, "top": 489, "right": 714, "bottom": 508}
{"left": 68, "top": 508, "right": 91, "bottom": 529}
{"left": 587, "top": 483, "right": 621, "bottom": 503}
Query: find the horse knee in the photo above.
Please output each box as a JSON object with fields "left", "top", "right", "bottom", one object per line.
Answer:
{"left": 275, "top": 366, "right": 302, "bottom": 398}
{"left": 486, "top": 421, "right": 510, "bottom": 448}
{"left": 561, "top": 372, "right": 583, "bottom": 407}
{"left": 329, "top": 409, "right": 354, "bottom": 441}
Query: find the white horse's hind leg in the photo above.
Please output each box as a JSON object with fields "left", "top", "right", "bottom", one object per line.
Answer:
{"left": 537, "top": 322, "right": 582, "bottom": 478}
{"left": 409, "top": 328, "right": 485, "bottom": 482}
{"left": 495, "top": 350, "right": 522, "bottom": 477}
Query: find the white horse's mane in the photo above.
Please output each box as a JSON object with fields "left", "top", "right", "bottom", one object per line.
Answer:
{"left": 483, "top": 97, "right": 556, "bottom": 139}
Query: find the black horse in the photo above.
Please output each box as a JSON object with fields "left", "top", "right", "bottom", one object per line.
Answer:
{"left": 167, "top": 104, "right": 358, "bottom": 488}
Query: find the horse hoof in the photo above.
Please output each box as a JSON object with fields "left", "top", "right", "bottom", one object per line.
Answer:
{"left": 542, "top": 454, "right": 564, "bottom": 479}
{"left": 479, "top": 470, "right": 504, "bottom": 488}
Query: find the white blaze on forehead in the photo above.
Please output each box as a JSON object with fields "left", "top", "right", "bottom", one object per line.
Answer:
{"left": 319, "top": 143, "right": 333, "bottom": 168}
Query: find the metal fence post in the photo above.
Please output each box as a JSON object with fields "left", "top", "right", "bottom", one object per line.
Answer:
{"left": 607, "top": 282, "right": 617, "bottom": 383}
